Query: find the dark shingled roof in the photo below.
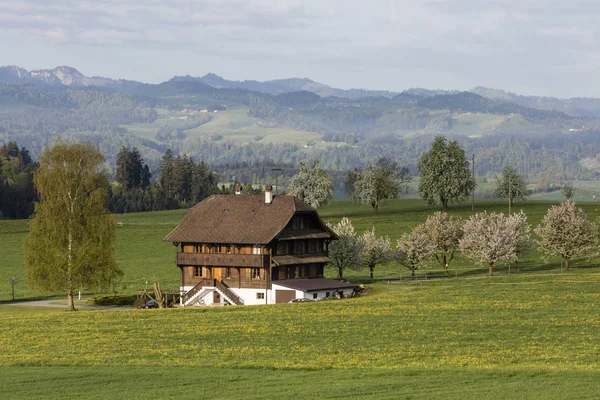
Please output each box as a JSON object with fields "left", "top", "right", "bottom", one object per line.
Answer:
{"left": 274, "top": 278, "right": 359, "bottom": 292}
{"left": 163, "top": 194, "right": 333, "bottom": 244}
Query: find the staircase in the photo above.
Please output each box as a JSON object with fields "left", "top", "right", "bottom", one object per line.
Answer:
{"left": 182, "top": 278, "right": 213, "bottom": 305}
{"left": 182, "top": 279, "right": 243, "bottom": 306}
{"left": 214, "top": 279, "right": 244, "bottom": 306}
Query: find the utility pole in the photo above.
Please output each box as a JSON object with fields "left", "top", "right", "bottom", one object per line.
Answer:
{"left": 471, "top": 154, "right": 475, "bottom": 211}
{"left": 508, "top": 174, "right": 512, "bottom": 215}
{"left": 271, "top": 167, "right": 282, "bottom": 195}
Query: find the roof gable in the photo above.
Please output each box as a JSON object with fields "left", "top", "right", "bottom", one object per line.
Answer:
{"left": 164, "top": 194, "right": 331, "bottom": 244}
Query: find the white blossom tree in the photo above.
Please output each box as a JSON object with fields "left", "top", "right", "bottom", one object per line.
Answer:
{"left": 288, "top": 160, "right": 333, "bottom": 208}
{"left": 359, "top": 228, "right": 393, "bottom": 280}
{"left": 459, "top": 212, "right": 520, "bottom": 276}
{"left": 535, "top": 200, "right": 598, "bottom": 270}
{"left": 327, "top": 217, "right": 363, "bottom": 280}
{"left": 397, "top": 226, "right": 436, "bottom": 278}
{"left": 419, "top": 212, "right": 463, "bottom": 276}
{"left": 511, "top": 211, "right": 533, "bottom": 271}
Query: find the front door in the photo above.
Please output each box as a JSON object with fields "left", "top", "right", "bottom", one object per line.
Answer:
{"left": 213, "top": 267, "right": 222, "bottom": 281}
{"left": 213, "top": 291, "right": 221, "bottom": 304}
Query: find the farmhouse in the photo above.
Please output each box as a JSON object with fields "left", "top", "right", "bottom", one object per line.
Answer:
{"left": 164, "top": 186, "right": 358, "bottom": 306}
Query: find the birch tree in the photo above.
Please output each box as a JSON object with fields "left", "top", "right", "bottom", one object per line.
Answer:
{"left": 327, "top": 217, "right": 362, "bottom": 279}
{"left": 535, "top": 200, "right": 598, "bottom": 270}
{"left": 24, "top": 142, "right": 122, "bottom": 311}
{"left": 397, "top": 226, "right": 436, "bottom": 278}
{"left": 419, "top": 212, "right": 463, "bottom": 276}
{"left": 359, "top": 228, "right": 393, "bottom": 280}
{"left": 459, "top": 212, "right": 519, "bottom": 276}
{"left": 288, "top": 160, "right": 333, "bottom": 208}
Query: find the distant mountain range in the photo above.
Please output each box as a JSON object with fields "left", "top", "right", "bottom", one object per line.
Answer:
{"left": 0, "top": 65, "right": 141, "bottom": 90}
{"left": 3, "top": 65, "right": 600, "bottom": 117}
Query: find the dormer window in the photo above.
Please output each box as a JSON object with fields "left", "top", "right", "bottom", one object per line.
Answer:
{"left": 291, "top": 216, "right": 303, "bottom": 230}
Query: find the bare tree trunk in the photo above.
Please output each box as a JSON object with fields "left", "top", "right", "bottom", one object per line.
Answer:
{"left": 338, "top": 267, "right": 343, "bottom": 280}
{"left": 67, "top": 288, "right": 76, "bottom": 311}
{"left": 442, "top": 199, "right": 448, "bottom": 211}
{"left": 564, "top": 258, "right": 569, "bottom": 271}
{"left": 66, "top": 208, "right": 76, "bottom": 311}
{"left": 443, "top": 255, "right": 448, "bottom": 276}
{"left": 370, "top": 267, "right": 374, "bottom": 280}
{"left": 488, "top": 262, "right": 494, "bottom": 276}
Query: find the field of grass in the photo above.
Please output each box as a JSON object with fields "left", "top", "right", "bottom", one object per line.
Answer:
{"left": 449, "top": 113, "right": 508, "bottom": 137}
{"left": 3, "top": 199, "right": 600, "bottom": 300}
{"left": 3, "top": 199, "right": 600, "bottom": 398}
{"left": 122, "top": 108, "right": 322, "bottom": 145}
{"left": 1, "top": 273, "right": 600, "bottom": 398}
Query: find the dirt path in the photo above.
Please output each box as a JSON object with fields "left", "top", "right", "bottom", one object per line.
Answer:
{"left": 0, "top": 300, "right": 130, "bottom": 310}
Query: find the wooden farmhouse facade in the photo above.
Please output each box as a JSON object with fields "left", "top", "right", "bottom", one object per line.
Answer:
{"left": 164, "top": 187, "right": 358, "bottom": 306}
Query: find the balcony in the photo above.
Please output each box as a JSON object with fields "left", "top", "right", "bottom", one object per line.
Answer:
{"left": 176, "top": 252, "right": 270, "bottom": 268}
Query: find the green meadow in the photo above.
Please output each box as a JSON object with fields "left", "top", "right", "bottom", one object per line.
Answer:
{"left": 1, "top": 274, "right": 600, "bottom": 398}
{"left": 122, "top": 108, "right": 322, "bottom": 145}
{"left": 2, "top": 199, "right": 600, "bottom": 299}
{"left": 2, "top": 199, "right": 600, "bottom": 398}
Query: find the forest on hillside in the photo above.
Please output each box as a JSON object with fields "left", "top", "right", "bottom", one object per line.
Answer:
{"left": 1, "top": 80, "right": 600, "bottom": 189}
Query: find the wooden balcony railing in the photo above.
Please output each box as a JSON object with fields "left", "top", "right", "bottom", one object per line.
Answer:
{"left": 176, "top": 252, "right": 270, "bottom": 268}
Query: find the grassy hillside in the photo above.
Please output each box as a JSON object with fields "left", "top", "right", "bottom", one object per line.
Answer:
{"left": 2, "top": 199, "right": 600, "bottom": 398}
{"left": 2, "top": 199, "right": 600, "bottom": 300}
{"left": 122, "top": 108, "right": 322, "bottom": 145}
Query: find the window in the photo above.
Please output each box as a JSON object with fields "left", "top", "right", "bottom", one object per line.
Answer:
{"left": 308, "top": 240, "right": 318, "bottom": 254}
{"left": 252, "top": 268, "right": 261, "bottom": 279}
{"left": 226, "top": 267, "right": 232, "bottom": 279}
{"left": 194, "top": 244, "right": 201, "bottom": 253}
{"left": 326, "top": 292, "right": 331, "bottom": 298}
{"left": 256, "top": 292, "right": 265, "bottom": 300}
{"left": 194, "top": 266, "right": 203, "bottom": 277}
{"left": 287, "top": 267, "right": 297, "bottom": 279}
{"left": 312, "top": 293, "right": 318, "bottom": 300}
{"left": 277, "top": 241, "right": 288, "bottom": 255}
{"left": 291, "top": 216, "right": 303, "bottom": 230}
{"left": 293, "top": 241, "right": 304, "bottom": 254}
{"left": 252, "top": 245, "right": 262, "bottom": 255}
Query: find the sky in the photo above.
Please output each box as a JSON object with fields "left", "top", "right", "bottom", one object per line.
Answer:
{"left": 1, "top": 0, "right": 599, "bottom": 98}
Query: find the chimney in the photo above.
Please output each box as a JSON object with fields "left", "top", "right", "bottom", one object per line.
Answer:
{"left": 264, "top": 185, "right": 273, "bottom": 204}
{"left": 235, "top": 184, "right": 242, "bottom": 195}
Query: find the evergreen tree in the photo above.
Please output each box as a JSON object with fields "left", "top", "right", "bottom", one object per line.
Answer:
{"left": 114, "top": 146, "right": 130, "bottom": 188}
{"left": 128, "top": 147, "right": 144, "bottom": 188}
{"left": 141, "top": 164, "right": 152, "bottom": 190}
{"left": 172, "top": 155, "right": 193, "bottom": 203}
{"left": 159, "top": 148, "right": 175, "bottom": 204}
